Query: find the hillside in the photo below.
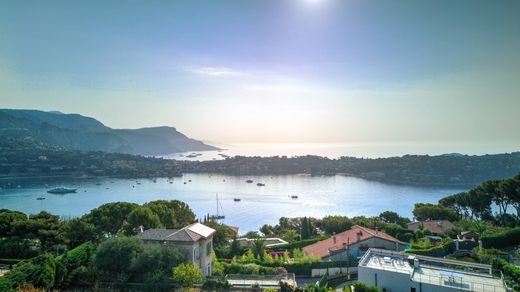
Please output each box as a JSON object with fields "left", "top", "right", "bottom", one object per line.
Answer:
{"left": 0, "top": 109, "right": 217, "bottom": 155}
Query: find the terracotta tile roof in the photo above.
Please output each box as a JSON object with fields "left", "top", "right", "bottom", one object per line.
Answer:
{"left": 302, "top": 225, "right": 403, "bottom": 258}
{"left": 407, "top": 220, "right": 454, "bottom": 234}
{"left": 226, "top": 225, "right": 240, "bottom": 235}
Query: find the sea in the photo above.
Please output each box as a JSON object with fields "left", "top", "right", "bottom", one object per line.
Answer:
{"left": 2, "top": 142, "right": 515, "bottom": 232}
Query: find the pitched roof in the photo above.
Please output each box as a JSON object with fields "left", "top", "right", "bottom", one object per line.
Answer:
{"left": 226, "top": 225, "right": 240, "bottom": 235}
{"left": 302, "top": 225, "right": 402, "bottom": 258}
{"left": 407, "top": 220, "right": 454, "bottom": 234}
{"left": 138, "top": 223, "right": 216, "bottom": 242}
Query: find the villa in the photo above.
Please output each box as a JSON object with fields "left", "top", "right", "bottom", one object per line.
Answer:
{"left": 303, "top": 225, "right": 406, "bottom": 261}
{"left": 137, "top": 223, "right": 216, "bottom": 276}
{"left": 358, "top": 248, "right": 510, "bottom": 292}
{"left": 407, "top": 220, "right": 455, "bottom": 235}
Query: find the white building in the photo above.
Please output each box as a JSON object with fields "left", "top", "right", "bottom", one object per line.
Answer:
{"left": 358, "top": 248, "right": 510, "bottom": 292}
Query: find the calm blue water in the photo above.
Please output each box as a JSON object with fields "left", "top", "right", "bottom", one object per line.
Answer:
{"left": 0, "top": 174, "right": 465, "bottom": 232}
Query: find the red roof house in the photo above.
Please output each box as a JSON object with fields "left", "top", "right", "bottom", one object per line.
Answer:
{"left": 303, "top": 225, "right": 405, "bottom": 260}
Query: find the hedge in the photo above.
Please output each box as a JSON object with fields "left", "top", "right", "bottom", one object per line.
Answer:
{"left": 482, "top": 227, "right": 520, "bottom": 249}
{"left": 223, "top": 260, "right": 357, "bottom": 276}
{"left": 0, "top": 258, "right": 21, "bottom": 266}
{"left": 494, "top": 258, "right": 520, "bottom": 290}
{"left": 267, "top": 236, "right": 329, "bottom": 251}
{"left": 407, "top": 240, "right": 455, "bottom": 257}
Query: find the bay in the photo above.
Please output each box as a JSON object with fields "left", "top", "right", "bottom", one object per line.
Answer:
{"left": 0, "top": 174, "right": 465, "bottom": 232}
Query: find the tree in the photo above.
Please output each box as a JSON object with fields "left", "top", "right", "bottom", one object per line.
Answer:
{"left": 260, "top": 224, "right": 274, "bottom": 237}
{"left": 144, "top": 200, "right": 178, "bottom": 228}
{"left": 252, "top": 239, "right": 266, "bottom": 258}
{"left": 412, "top": 203, "right": 457, "bottom": 221}
{"left": 0, "top": 209, "right": 27, "bottom": 237}
{"left": 87, "top": 202, "right": 138, "bottom": 236}
{"left": 204, "top": 221, "right": 233, "bottom": 250}
{"left": 92, "top": 237, "right": 144, "bottom": 282}
{"left": 12, "top": 211, "right": 64, "bottom": 252}
{"left": 244, "top": 231, "right": 260, "bottom": 239}
{"left": 60, "top": 217, "right": 97, "bottom": 248}
{"left": 230, "top": 237, "right": 243, "bottom": 257}
{"left": 320, "top": 215, "right": 352, "bottom": 234}
{"left": 0, "top": 253, "right": 57, "bottom": 290}
{"left": 131, "top": 244, "right": 184, "bottom": 282}
{"left": 481, "top": 180, "right": 511, "bottom": 224}
{"left": 122, "top": 206, "right": 162, "bottom": 236}
{"left": 172, "top": 263, "right": 203, "bottom": 287}
{"left": 500, "top": 174, "right": 520, "bottom": 217}
{"left": 301, "top": 217, "right": 311, "bottom": 240}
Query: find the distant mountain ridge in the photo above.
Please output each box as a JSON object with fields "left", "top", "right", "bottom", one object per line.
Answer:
{"left": 0, "top": 109, "right": 217, "bottom": 155}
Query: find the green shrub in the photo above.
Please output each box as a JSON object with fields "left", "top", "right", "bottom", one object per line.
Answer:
{"left": 482, "top": 227, "right": 520, "bottom": 249}
{"left": 202, "top": 278, "right": 231, "bottom": 290}
{"left": 352, "top": 281, "right": 382, "bottom": 292}
{"left": 267, "top": 236, "right": 329, "bottom": 251}
{"left": 407, "top": 239, "right": 455, "bottom": 257}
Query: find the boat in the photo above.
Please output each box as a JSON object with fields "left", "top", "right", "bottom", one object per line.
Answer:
{"left": 233, "top": 198, "right": 241, "bottom": 202}
{"left": 246, "top": 180, "right": 253, "bottom": 183}
{"left": 257, "top": 183, "right": 265, "bottom": 186}
{"left": 152, "top": 179, "right": 157, "bottom": 183}
{"left": 208, "top": 193, "right": 226, "bottom": 220}
{"left": 47, "top": 187, "right": 77, "bottom": 194}
{"left": 36, "top": 197, "right": 46, "bottom": 200}
{"left": 186, "top": 154, "right": 198, "bottom": 158}
{"left": 291, "top": 195, "right": 299, "bottom": 199}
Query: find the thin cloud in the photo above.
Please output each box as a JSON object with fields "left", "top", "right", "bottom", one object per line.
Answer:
{"left": 189, "top": 67, "right": 242, "bottom": 77}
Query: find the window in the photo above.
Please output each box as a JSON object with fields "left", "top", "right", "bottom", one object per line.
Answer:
{"left": 206, "top": 240, "right": 212, "bottom": 256}
{"left": 194, "top": 246, "right": 200, "bottom": 260}
{"left": 411, "top": 288, "right": 416, "bottom": 292}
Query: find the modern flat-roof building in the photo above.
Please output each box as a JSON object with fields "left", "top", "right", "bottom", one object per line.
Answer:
{"left": 358, "top": 248, "right": 510, "bottom": 292}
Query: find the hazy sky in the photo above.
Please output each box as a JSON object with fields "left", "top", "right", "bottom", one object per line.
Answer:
{"left": 1, "top": 0, "right": 519, "bottom": 144}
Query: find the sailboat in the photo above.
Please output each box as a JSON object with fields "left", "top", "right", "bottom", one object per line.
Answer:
{"left": 209, "top": 193, "right": 225, "bottom": 220}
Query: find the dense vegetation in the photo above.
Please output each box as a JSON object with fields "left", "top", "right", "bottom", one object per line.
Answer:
{"left": 2, "top": 137, "right": 520, "bottom": 188}
{"left": 0, "top": 199, "right": 196, "bottom": 290}
{"left": 0, "top": 138, "right": 183, "bottom": 178}
{"left": 183, "top": 153, "right": 520, "bottom": 186}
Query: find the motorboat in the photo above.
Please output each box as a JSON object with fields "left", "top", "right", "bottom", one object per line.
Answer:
{"left": 47, "top": 187, "right": 77, "bottom": 194}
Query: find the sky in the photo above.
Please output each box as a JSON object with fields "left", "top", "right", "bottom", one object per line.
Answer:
{"left": 1, "top": 0, "right": 519, "bottom": 145}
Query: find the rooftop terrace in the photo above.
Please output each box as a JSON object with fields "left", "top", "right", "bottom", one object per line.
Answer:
{"left": 359, "top": 249, "right": 509, "bottom": 292}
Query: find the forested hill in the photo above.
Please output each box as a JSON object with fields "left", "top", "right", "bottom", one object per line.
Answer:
{"left": 2, "top": 137, "right": 519, "bottom": 187}
{"left": 0, "top": 138, "right": 182, "bottom": 178}
{"left": 0, "top": 109, "right": 217, "bottom": 155}
{"left": 182, "top": 153, "right": 520, "bottom": 187}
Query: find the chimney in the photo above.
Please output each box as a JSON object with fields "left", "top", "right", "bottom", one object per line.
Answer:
{"left": 332, "top": 232, "right": 336, "bottom": 244}
{"left": 138, "top": 225, "right": 144, "bottom": 234}
{"left": 356, "top": 231, "right": 362, "bottom": 242}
